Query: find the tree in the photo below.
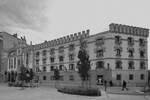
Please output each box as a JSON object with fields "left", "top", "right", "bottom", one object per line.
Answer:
{"left": 54, "top": 67, "right": 60, "bottom": 88}
{"left": 77, "top": 39, "right": 91, "bottom": 88}
{"left": 19, "top": 64, "right": 28, "bottom": 88}
{"left": 29, "top": 69, "right": 34, "bottom": 81}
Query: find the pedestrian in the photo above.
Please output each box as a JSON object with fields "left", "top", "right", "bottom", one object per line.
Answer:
{"left": 104, "top": 80, "right": 107, "bottom": 91}
{"left": 122, "top": 80, "right": 128, "bottom": 91}
{"left": 109, "top": 80, "right": 113, "bottom": 87}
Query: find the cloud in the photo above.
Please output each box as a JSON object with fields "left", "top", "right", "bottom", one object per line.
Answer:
{"left": 0, "top": 0, "right": 51, "bottom": 33}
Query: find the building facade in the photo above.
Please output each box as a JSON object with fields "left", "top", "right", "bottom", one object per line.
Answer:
{"left": 7, "top": 23, "right": 149, "bottom": 87}
{"left": 0, "top": 32, "right": 27, "bottom": 82}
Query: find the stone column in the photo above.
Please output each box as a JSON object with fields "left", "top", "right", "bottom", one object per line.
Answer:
{"left": 0, "top": 36, "right": 3, "bottom": 82}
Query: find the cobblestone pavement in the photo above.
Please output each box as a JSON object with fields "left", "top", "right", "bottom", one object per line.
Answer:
{"left": 0, "top": 84, "right": 149, "bottom": 100}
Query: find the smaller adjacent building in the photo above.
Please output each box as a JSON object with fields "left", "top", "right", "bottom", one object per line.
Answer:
{"left": 0, "top": 32, "right": 27, "bottom": 82}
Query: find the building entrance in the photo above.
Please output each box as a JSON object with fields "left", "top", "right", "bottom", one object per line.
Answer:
{"left": 97, "top": 75, "right": 103, "bottom": 85}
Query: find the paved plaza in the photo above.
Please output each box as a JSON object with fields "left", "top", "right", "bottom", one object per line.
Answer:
{"left": 0, "top": 84, "right": 149, "bottom": 100}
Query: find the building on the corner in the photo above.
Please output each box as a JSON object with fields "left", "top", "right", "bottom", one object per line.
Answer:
{"left": 7, "top": 23, "right": 149, "bottom": 87}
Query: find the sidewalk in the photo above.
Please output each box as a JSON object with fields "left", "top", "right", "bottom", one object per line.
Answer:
{"left": 105, "top": 86, "right": 150, "bottom": 95}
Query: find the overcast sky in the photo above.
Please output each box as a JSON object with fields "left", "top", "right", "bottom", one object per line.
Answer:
{"left": 0, "top": 0, "right": 150, "bottom": 68}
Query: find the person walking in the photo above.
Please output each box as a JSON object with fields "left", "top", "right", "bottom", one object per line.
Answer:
{"left": 122, "top": 80, "right": 128, "bottom": 91}
{"left": 104, "top": 80, "right": 107, "bottom": 91}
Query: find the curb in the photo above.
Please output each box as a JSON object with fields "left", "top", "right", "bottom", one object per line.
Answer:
{"left": 107, "top": 91, "right": 150, "bottom": 96}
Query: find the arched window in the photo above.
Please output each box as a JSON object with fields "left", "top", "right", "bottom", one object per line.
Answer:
{"left": 96, "top": 61, "right": 104, "bottom": 69}
{"left": 128, "top": 61, "right": 134, "bottom": 69}
{"left": 115, "top": 61, "right": 122, "bottom": 69}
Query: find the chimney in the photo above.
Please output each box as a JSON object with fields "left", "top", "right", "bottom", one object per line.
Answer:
{"left": 30, "top": 41, "right": 32, "bottom": 45}
{"left": 13, "top": 33, "right": 17, "bottom": 38}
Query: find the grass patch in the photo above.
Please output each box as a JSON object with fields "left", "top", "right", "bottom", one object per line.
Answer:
{"left": 57, "top": 86, "right": 101, "bottom": 96}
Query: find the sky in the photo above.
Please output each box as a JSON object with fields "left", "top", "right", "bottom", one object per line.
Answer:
{"left": 0, "top": 0, "right": 149, "bottom": 68}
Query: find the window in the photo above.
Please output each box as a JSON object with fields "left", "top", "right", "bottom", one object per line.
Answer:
{"left": 140, "top": 74, "right": 145, "bottom": 80}
{"left": 59, "top": 46, "right": 64, "bottom": 53}
{"left": 18, "top": 59, "right": 20, "bottom": 66}
{"left": 140, "top": 50, "right": 145, "bottom": 58}
{"left": 26, "top": 53, "right": 29, "bottom": 65}
{"left": 115, "top": 36, "right": 122, "bottom": 45}
{"left": 43, "top": 66, "right": 46, "bottom": 72}
{"left": 140, "top": 61, "right": 146, "bottom": 69}
{"left": 139, "top": 38, "right": 145, "bottom": 46}
{"left": 128, "top": 61, "right": 134, "bottom": 69}
{"left": 59, "top": 65, "right": 64, "bottom": 70}
{"left": 69, "top": 75, "right": 74, "bottom": 81}
{"left": 50, "top": 66, "right": 54, "bottom": 71}
{"left": 116, "top": 49, "right": 121, "bottom": 57}
{"left": 128, "top": 49, "right": 134, "bottom": 57}
{"left": 69, "top": 64, "right": 74, "bottom": 70}
{"left": 36, "top": 67, "right": 40, "bottom": 72}
{"left": 42, "top": 58, "right": 47, "bottom": 65}
{"left": 96, "top": 61, "right": 104, "bottom": 69}
{"left": 50, "top": 76, "right": 55, "bottom": 80}
{"left": 43, "top": 76, "right": 46, "bottom": 80}
{"left": 42, "top": 50, "right": 47, "bottom": 56}
{"left": 50, "top": 57, "right": 55, "bottom": 63}
{"left": 69, "top": 44, "right": 75, "bottom": 51}
{"left": 36, "top": 52, "right": 40, "bottom": 58}
{"left": 14, "top": 57, "right": 16, "bottom": 68}
{"left": 95, "top": 38, "right": 104, "bottom": 46}
{"left": 128, "top": 37, "right": 134, "bottom": 46}
{"left": 50, "top": 48, "right": 55, "bottom": 55}
{"left": 69, "top": 54, "right": 74, "bottom": 61}
{"left": 116, "top": 74, "right": 121, "bottom": 80}
{"left": 129, "top": 74, "right": 134, "bottom": 80}
{"left": 59, "top": 76, "right": 64, "bottom": 81}
{"left": 59, "top": 56, "right": 64, "bottom": 62}
{"left": 96, "top": 49, "right": 103, "bottom": 57}
{"left": 36, "top": 60, "right": 39, "bottom": 65}
{"left": 116, "top": 61, "right": 122, "bottom": 69}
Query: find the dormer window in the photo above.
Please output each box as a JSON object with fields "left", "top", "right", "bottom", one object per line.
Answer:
{"left": 128, "top": 37, "right": 134, "bottom": 46}
{"left": 95, "top": 37, "right": 104, "bottom": 46}
{"left": 50, "top": 48, "right": 55, "bottom": 55}
{"left": 59, "top": 46, "right": 64, "bottom": 53}
{"left": 139, "top": 38, "right": 145, "bottom": 46}
{"left": 69, "top": 44, "right": 75, "bottom": 51}
{"left": 115, "top": 36, "right": 122, "bottom": 45}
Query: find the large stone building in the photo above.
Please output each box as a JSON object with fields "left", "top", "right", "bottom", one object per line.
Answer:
{"left": 0, "top": 32, "right": 27, "bottom": 82}
{"left": 7, "top": 23, "right": 149, "bottom": 87}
